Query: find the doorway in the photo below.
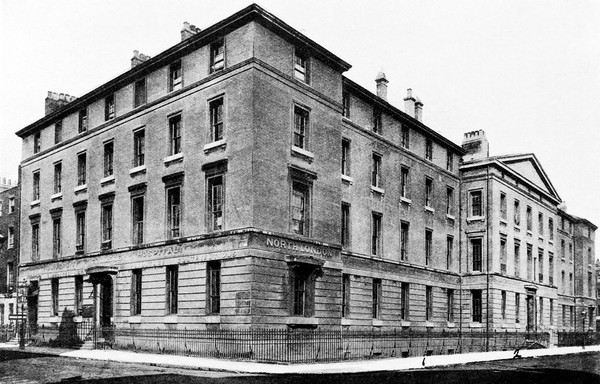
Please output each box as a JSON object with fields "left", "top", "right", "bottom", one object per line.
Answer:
{"left": 526, "top": 294, "right": 536, "bottom": 332}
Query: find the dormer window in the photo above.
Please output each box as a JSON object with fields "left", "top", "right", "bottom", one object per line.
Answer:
{"left": 105, "top": 94, "right": 115, "bottom": 121}
{"left": 33, "top": 132, "right": 41, "bottom": 154}
{"left": 169, "top": 61, "right": 182, "bottom": 92}
{"left": 294, "top": 51, "right": 310, "bottom": 83}
{"left": 210, "top": 39, "right": 224, "bottom": 73}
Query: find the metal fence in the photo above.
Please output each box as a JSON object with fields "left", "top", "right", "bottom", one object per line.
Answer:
{"left": 557, "top": 331, "right": 600, "bottom": 347}
{"left": 29, "top": 325, "right": 550, "bottom": 363}
{"left": 0, "top": 325, "right": 15, "bottom": 342}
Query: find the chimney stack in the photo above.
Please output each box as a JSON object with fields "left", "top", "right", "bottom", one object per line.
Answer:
{"left": 131, "top": 50, "right": 151, "bottom": 68}
{"left": 462, "top": 130, "right": 489, "bottom": 161}
{"left": 404, "top": 88, "right": 416, "bottom": 117}
{"left": 414, "top": 97, "right": 423, "bottom": 122}
{"left": 375, "top": 71, "right": 389, "bottom": 101}
{"left": 45, "top": 91, "right": 77, "bottom": 116}
{"left": 181, "top": 22, "right": 201, "bottom": 41}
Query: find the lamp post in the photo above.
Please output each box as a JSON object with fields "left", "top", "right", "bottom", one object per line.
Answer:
{"left": 581, "top": 310, "right": 587, "bottom": 349}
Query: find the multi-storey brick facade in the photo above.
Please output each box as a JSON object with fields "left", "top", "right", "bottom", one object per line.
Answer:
{"left": 15, "top": 4, "right": 595, "bottom": 340}
{"left": 0, "top": 178, "right": 19, "bottom": 326}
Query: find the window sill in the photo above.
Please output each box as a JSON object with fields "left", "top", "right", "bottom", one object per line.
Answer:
{"left": 51, "top": 192, "right": 63, "bottom": 201}
{"left": 526, "top": 230, "right": 533, "bottom": 236}
{"left": 286, "top": 316, "right": 318, "bottom": 326}
{"left": 74, "top": 184, "right": 87, "bottom": 193}
{"left": 291, "top": 146, "right": 314, "bottom": 163}
{"left": 514, "top": 226, "right": 521, "bottom": 232}
{"left": 467, "top": 216, "right": 485, "bottom": 223}
{"left": 548, "top": 240, "right": 554, "bottom": 246}
{"left": 538, "top": 236, "right": 544, "bottom": 242}
{"left": 371, "top": 319, "right": 384, "bottom": 327}
{"left": 425, "top": 321, "right": 434, "bottom": 328}
{"left": 201, "top": 315, "right": 221, "bottom": 324}
{"left": 128, "top": 316, "right": 142, "bottom": 324}
{"left": 341, "top": 318, "right": 359, "bottom": 326}
{"left": 129, "top": 165, "right": 147, "bottom": 176}
{"left": 447, "top": 322, "right": 456, "bottom": 328}
{"left": 163, "top": 315, "right": 178, "bottom": 324}
{"left": 446, "top": 214, "right": 456, "bottom": 221}
{"left": 371, "top": 186, "right": 385, "bottom": 196}
{"left": 204, "top": 139, "right": 226, "bottom": 154}
{"left": 400, "top": 196, "right": 412, "bottom": 205}
{"left": 164, "top": 153, "right": 184, "bottom": 165}
{"left": 341, "top": 174, "right": 354, "bottom": 185}
{"left": 100, "top": 175, "right": 115, "bottom": 185}
{"left": 49, "top": 316, "right": 60, "bottom": 324}
{"left": 30, "top": 200, "right": 40, "bottom": 208}
{"left": 401, "top": 321, "right": 411, "bottom": 327}
{"left": 469, "top": 322, "right": 482, "bottom": 328}
{"left": 424, "top": 206, "right": 435, "bottom": 213}
{"left": 499, "top": 219, "right": 508, "bottom": 225}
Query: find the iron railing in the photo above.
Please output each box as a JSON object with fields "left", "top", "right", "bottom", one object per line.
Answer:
{"left": 29, "top": 325, "right": 551, "bottom": 363}
{"left": 557, "top": 331, "right": 600, "bottom": 347}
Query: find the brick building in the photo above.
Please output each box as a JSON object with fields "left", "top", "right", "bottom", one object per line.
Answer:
{"left": 15, "top": 4, "right": 595, "bottom": 338}
{"left": 0, "top": 177, "right": 19, "bottom": 326}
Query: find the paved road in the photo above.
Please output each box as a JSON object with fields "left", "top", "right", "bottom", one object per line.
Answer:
{"left": 1, "top": 349, "right": 598, "bottom": 383}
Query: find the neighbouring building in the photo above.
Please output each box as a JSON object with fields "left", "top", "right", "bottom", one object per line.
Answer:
{"left": 15, "top": 4, "right": 595, "bottom": 341}
{"left": 0, "top": 177, "right": 19, "bottom": 326}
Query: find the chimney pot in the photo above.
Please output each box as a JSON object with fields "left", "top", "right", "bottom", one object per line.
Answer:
{"left": 414, "top": 97, "right": 423, "bottom": 122}
{"left": 45, "top": 91, "right": 76, "bottom": 115}
{"left": 131, "top": 50, "right": 151, "bottom": 68}
{"left": 375, "top": 72, "right": 389, "bottom": 101}
{"left": 181, "top": 21, "right": 201, "bottom": 41}
{"left": 404, "top": 88, "right": 416, "bottom": 117}
{"left": 462, "top": 129, "right": 489, "bottom": 161}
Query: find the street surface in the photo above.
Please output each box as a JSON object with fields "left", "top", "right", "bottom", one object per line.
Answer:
{"left": 0, "top": 348, "right": 598, "bottom": 383}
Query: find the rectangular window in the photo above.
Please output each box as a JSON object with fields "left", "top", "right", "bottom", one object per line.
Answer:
{"left": 165, "top": 265, "right": 178, "bottom": 314}
{"left": 425, "top": 286, "right": 433, "bottom": 321}
{"left": 514, "top": 200, "right": 521, "bottom": 226}
{"left": 131, "top": 269, "right": 142, "bottom": 316}
{"left": 341, "top": 203, "right": 350, "bottom": 246}
{"left": 53, "top": 162, "right": 62, "bottom": 194}
{"left": 527, "top": 245, "right": 533, "bottom": 280}
{"left": 500, "top": 192, "right": 507, "bottom": 220}
{"left": 52, "top": 217, "right": 61, "bottom": 259}
{"left": 9, "top": 197, "right": 14, "bottom": 213}
{"left": 425, "top": 177, "right": 433, "bottom": 207}
{"left": 472, "top": 290, "right": 482, "bottom": 323}
{"left": 561, "top": 271, "right": 565, "bottom": 294}
{"left": 400, "top": 222, "right": 409, "bottom": 261}
{"left": 372, "top": 278, "right": 382, "bottom": 319}
{"left": 447, "top": 289, "right": 454, "bottom": 322}
{"left": 167, "top": 186, "right": 182, "bottom": 239}
{"left": 562, "top": 305, "right": 566, "bottom": 326}
{"left": 32, "top": 171, "right": 40, "bottom": 200}
{"left": 401, "top": 282, "right": 409, "bottom": 320}
{"left": 371, "top": 212, "right": 382, "bottom": 256}
{"left": 291, "top": 181, "right": 310, "bottom": 236}
{"left": 549, "top": 299, "right": 553, "bottom": 325}
{"left": 207, "top": 261, "right": 221, "bottom": 314}
{"left": 54, "top": 120, "right": 62, "bottom": 144}
{"left": 501, "top": 290, "right": 506, "bottom": 320}
{"left": 294, "top": 51, "right": 309, "bottom": 83}
{"left": 74, "top": 276, "right": 83, "bottom": 316}
{"left": 132, "top": 195, "right": 144, "bottom": 245}
{"left": 538, "top": 248, "right": 544, "bottom": 282}
{"left": 33, "top": 132, "right": 41, "bottom": 154}
{"left": 8, "top": 227, "right": 14, "bottom": 249}
{"left": 31, "top": 222, "right": 40, "bottom": 261}
{"left": 210, "top": 97, "right": 224, "bottom": 142}
{"left": 342, "top": 92, "right": 350, "bottom": 118}
{"left": 103, "top": 141, "right": 114, "bottom": 177}
{"left": 425, "top": 138, "right": 433, "bottom": 160}
{"left": 341, "top": 139, "right": 350, "bottom": 176}
{"left": 470, "top": 190, "right": 482, "bottom": 216}
{"left": 588, "top": 272, "right": 593, "bottom": 297}
{"left": 210, "top": 39, "right": 224, "bottom": 73}
{"left": 169, "top": 61, "right": 182, "bottom": 91}
{"left": 77, "top": 152, "right": 87, "bottom": 186}
{"left": 400, "top": 167, "right": 410, "bottom": 198}
{"left": 548, "top": 253, "right": 554, "bottom": 285}
{"left": 538, "top": 213, "right": 544, "bottom": 235}
{"left": 372, "top": 153, "right": 382, "bottom": 188}
{"left": 291, "top": 266, "right": 314, "bottom": 317}
{"left": 105, "top": 94, "right": 115, "bottom": 121}
{"left": 372, "top": 109, "right": 382, "bottom": 133}
{"left": 515, "top": 293, "right": 520, "bottom": 323}
{"left": 446, "top": 187, "right": 454, "bottom": 215}
{"left": 133, "top": 129, "right": 145, "bottom": 167}
{"left": 526, "top": 206, "right": 532, "bottom": 231}
{"left": 472, "top": 238, "right": 482, "bottom": 272}
{"left": 134, "top": 78, "right": 146, "bottom": 108}
{"left": 76, "top": 210, "right": 86, "bottom": 252}
{"left": 561, "top": 240, "right": 565, "bottom": 260}
{"left": 207, "top": 174, "right": 224, "bottom": 231}
{"left": 425, "top": 229, "right": 433, "bottom": 266}
{"left": 569, "top": 243, "right": 573, "bottom": 261}
{"left": 401, "top": 126, "right": 410, "bottom": 149}
{"left": 514, "top": 242, "right": 521, "bottom": 277}
{"left": 78, "top": 108, "right": 88, "bottom": 133}
{"left": 342, "top": 274, "right": 350, "bottom": 318}
{"left": 51, "top": 278, "right": 59, "bottom": 317}
{"left": 446, "top": 236, "right": 453, "bottom": 269}
{"left": 446, "top": 150, "right": 453, "bottom": 171}
{"left": 169, "top": 114, "right": 182, "bottom": 155}
{"left": 101, "top": 203, "right": 113, "bottom": 249}
{"left": 539, "top": 297, "right": 544, "bottom": 325}
{"left": 500, "top": 238, "right": 507, "bottom": 274}
{"left": 549, "top": 219, "right": 554, "bottom": 240}
{"left": 293, "top": 106, "right": 309, "bottom": 149}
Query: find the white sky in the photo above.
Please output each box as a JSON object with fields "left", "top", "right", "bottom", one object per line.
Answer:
{"left": 1, "top": 0, "right": 599, "bottom": 243}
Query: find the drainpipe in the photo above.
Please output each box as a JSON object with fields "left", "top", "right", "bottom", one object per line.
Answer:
{"left": 486, "top": 167, "right": 491, "bottom": 351}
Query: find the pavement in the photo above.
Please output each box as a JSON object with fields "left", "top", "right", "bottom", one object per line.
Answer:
{"left": 1, "top": 341, "right": 599, "bottom": 374}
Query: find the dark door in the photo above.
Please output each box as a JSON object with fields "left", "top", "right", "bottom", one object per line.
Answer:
{"left": 99, "top": 280, "right": 113, "bottom": 327}
{"left": 526, "top": 294, "right": 536, "bottom": 332}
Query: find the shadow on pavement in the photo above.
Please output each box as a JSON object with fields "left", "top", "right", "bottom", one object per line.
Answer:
{"left": 0, "top": 349, "right": 56, "bottom": 362}
{"left": 49, "top": 368, "right": 599, "bottom": 384}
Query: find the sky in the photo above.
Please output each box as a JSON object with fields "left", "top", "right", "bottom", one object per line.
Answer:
{"left": 0, "top": 0, "right": 599, "bottom": 245}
